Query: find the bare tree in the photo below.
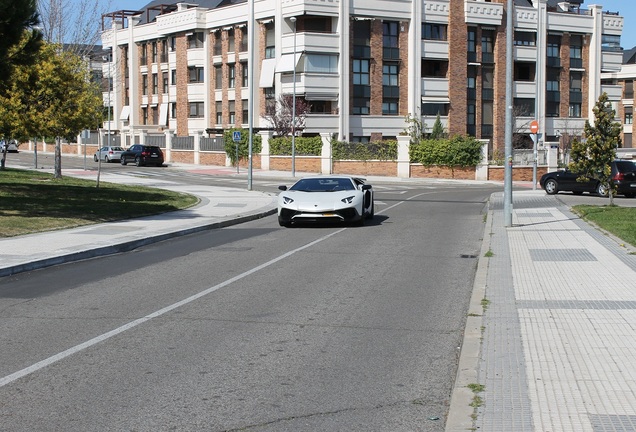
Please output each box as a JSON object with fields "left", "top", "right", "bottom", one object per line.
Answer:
{"left": 263, "top": 94, "right": 311, "bottom": 137}
{"left": 37, "top": 0, "right": 112, "bottom": 57}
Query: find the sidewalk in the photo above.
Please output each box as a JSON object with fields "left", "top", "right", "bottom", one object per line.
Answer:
{"left": 0, "top": 167, "right": 278, "bottom": 277}
{"left": 447, "top": 190, "right": 636, "bottom": 432}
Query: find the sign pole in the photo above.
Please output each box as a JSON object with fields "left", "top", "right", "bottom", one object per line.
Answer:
{"left": 530, "top": 119, "right": 539, "bottom": 191}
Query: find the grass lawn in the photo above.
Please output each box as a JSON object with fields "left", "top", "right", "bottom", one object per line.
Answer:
{"left": 0, "top": 168, "right": 199, "bottom": 237}
{"left": 572, "top": 205, "right": 636, "bottom": 249}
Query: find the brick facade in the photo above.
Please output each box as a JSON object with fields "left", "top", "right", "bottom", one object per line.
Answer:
{"left": 175, "top": 34, "right": 189, "bottom": 136}
{"left": 448, "top": 0, "right": 467, "bottom": 137}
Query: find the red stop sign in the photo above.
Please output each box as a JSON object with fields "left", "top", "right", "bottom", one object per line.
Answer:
{"left": 529, "top": 120, "right": 539, "bottom": 134}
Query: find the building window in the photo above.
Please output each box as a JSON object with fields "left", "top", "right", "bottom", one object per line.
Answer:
{"left": 171, "top": 69, "right": 177, "bottom": 85}
{"left": 151, "top": 106, "right": 158, "bottom": 124}
{"left": 170, "top": 36, "right": 176, "bottom": 51}
{"left": 467, "top": 27, "right": 477, "bottom": 62}
{"left": 142, "top": 74, "right": 148, "bottom": 95}
{"left": 152, "top": 73, "right": 158, "bottom": 94}
{"left": 241, "top": 62, "right": 248, "bottom": 87}
{"left": 227, "top": 28, "right": 235, "bottom": 52}
{"left": 188, "top": 66, "right": 204, "bottom": 83}
{"left": 171, "top": 102, "right": 176, "bottom": 118}
{"left": 351, "top": 136, "right": 370, "bottom": 143}
{"left": 467, "top": 103, "right": 476, "bottom": 136}
{"left": 383, "top": 63, "right": 398, "bottom": 86}
{"left": 215, "top": 65, "right": 222, "bottom": 89}
{"left": 422, "top": 23, "right": 447, "bottom": 41}
{"left": 546, "top": 102, "right": 560, "bottom": 117}
{"left": 547, "top": 79, "right": 559, "bottom": 92}
{"left": 514, "top": 62, "right": 536, "bottom": 81}
{"left": 242, "top": 99, "right": 248, "bottom": 123}
{"left": 239, "top": 27, "right": 248, "bottom": 52}
{"left": 421, "top": 59, "right": 448, "bottom": 78}
{"left": 625, "top": 107, "right": 633, "bottom": 124}
{"left": 188, "top": 32, "right": 204, "bottom": 49}
{"left": 305, "top": 54, "right": 338, "bottom": 73}
{"left": 229, "top": 100, "right": 236, "bottom": 124}
{"left": 625, "top": 80, "right": 634, "bottom": 99}
{"left": 353, "top": 20, "right": 371, "bottom": 47}
{"left": 228, "top": 64, "right": 236, "bottom": 88}
{"left": 216, "top": 101, "right": 222, "bottom": 124}
{"left": 602, "top": 34, "right": 621, "bottom": 52}
{"left": 265, "top": 23, "right": 275, "bottom": 59}
{"left": 162, "top": 72, "right": 169, "bottom": 93}
{"left": 189, "top": 101, "right": 204, "bottom": 118}
{"left": 570, "top": 72, "right": 582, "bottom": 91}
{"left": 569, "top": 103, "right": 582, "bottom": 118}
{"left": 140, "top": 43, "right": 147, "bottom": 65}
{"left": 514, "top": 31, "right": 536, "bottom": 46}
{"left": 547, "top": 35, "right": 561, "bottom": 67}
{"left": 353, "top": 98, "right": 370, "bottom": 115}
{"left": 382, "top": 21, "right": 399, "bottom": 59}
{"left": 152, "top": 42, "right": 158, "bottom": 63}
{"left": 382, "top": 99, "right": 398, "bottom": 115}
{"left": 213, "top": 31, "right": 222, "bottom": 56}
{"left": 482, "top": 30, "right": 495, "bottom": 63}
{"left": 514, "top": 98, "right": 535, "bottom": 116}
{"left": 353, "top": 59, "right": 369, "bottom": 85}
{"left": 160, "top": 40, "right": 168, "bottom": 62}
{"left": 142, "top": 107, "right": 148, "bottom": 125}
{"left": 422, "top": 103, "right": 449, "bottom": 116}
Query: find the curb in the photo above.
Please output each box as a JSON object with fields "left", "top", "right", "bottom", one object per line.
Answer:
{"left": 444, "top": 199, "right": 493, "bottom": 431}
{"left": 0, "top": 208, "right": 277, "bottom": 278}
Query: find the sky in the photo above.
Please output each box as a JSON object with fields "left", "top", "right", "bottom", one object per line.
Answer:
{"left": 108, "top": 0, "right": 636, "bottom": 49}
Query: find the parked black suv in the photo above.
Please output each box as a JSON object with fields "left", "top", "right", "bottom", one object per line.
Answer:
{"left": 120, "top": 145, "right": 164, "bottom": 167}
{"left": 540, "top": 159, "right": 636, "bottom": 197}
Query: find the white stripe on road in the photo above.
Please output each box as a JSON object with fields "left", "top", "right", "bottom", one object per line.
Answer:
{"left": 0, "top": 191, "right": 434, "bottom": 388}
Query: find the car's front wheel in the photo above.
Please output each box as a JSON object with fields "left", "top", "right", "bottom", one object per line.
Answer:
{"left": 94, "top": 155, "right": 98, "bottom": 162}
{"left": 120, "top": 157, "right": 127, "bottom": 166}
{"left": 135, "top": 156, "right": 142, "bottom": 167}
{"left": 278, "top": 217, "right": 291, "bottom": 228}
{"left": 544, "top": 179, "right": 558, "bottom": 195}
{"left": 105, "top": 156, "right": 110, "bottom": 163}
{"left": 596, "top": 183, "right": 609, "bottom": 197}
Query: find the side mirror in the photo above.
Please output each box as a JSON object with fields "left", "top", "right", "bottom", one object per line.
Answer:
{"left": 278, "top": 185, "right": 288, "bottom": 191}
{"left": 361, "top": 184, "right": 371, "bottom": 190}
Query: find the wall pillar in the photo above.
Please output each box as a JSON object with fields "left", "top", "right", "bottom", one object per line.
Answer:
{"left": 164, "top": 129, "right": 173, "bottom": 162}
{"left": 397, "top": 135, "right": 410, "bottom": 178}
{"left": 259, "top": 130, "right": 272, "bottom": 171}
{"left": 320, "top": 132, "right": 332, "bottom": 174}
{"left": 194, "top": 130, "right": 202, "bottom": 165}
{"left": 475, "top": 139, "right": 490, "bottom": 180}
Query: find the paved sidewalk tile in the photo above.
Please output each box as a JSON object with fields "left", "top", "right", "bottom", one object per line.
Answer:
{"left": 475, "top": 192, "right": 636, "bottom": 432}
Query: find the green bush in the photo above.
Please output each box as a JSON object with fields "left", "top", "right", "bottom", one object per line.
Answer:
{"left": 269, "top": 136, "right": 322, "bottom": 156}
{"left": 410, "top": 135, "right": 482, "bottom": 167}
{"left": 224, "top": 128, "right": 262, "bottom": 165}
{"left": 332, "top": 140, "right": 398, "bottom": 161}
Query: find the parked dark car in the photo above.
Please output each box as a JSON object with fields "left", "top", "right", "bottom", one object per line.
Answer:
{"left": 120, "top": 145, "right": 164, "bottom": 167}
{"left": 540, "top": 160, "right": 636, "bottom": 197}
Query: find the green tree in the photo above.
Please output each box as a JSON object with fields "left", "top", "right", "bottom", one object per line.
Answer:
{"left": 0, "top": 0, "right": 42, "bottom": 93}
{"left": 0, "top": 42, "right": 102, "bottom": 175}
{"left": 569, "top": 92, "right": 621, "bottom": 205}
{"left": 430, "top": 114, "right": 446, "bottom": 139}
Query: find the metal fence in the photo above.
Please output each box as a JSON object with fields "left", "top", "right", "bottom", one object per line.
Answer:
{"left": 146, "top": 134, "right": 166, "bottom": 148}
{"left": 512, "top": 149, "right": 547, "bottom": 166}
{"left": 172, "top": 136, "right": 194, "bottom": 150}
{"left": 200, "top": 137, "right": 225, "bottom": 151}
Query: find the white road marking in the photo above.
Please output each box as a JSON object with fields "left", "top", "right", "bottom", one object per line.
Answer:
{"left": 0, "top": 190, "right": 434, "bottom": 388}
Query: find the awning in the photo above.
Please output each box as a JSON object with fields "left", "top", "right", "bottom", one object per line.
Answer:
{"left": 276, "top": 53, "right": 301, "bottom": 73}
{"left": 421, "top": 96, "right": 450, "bottom": 103}
{"left": 259, "top": 58, "right": 276, "bottom": 88}
{"left": 119, "top": 105, "right": 130, "bottom": 120}
{"left": 305, "top": 92, "right": 339, "bottom": 101}
{"left": 158, "top": 103, "right": 169, "bottom": 126}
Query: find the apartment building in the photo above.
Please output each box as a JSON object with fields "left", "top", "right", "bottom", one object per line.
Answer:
{"left": 602, "top": 48, "right": 636, "bottom": 150}
{"left": 100, "top": 0, "right": 624, "bottom": 153}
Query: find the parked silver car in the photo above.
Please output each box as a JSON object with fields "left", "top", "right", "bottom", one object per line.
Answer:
{"left": 1, "top": 139, "right": 19, "bottom": 153}
{"left": 94, "top": 146, "right": 125, "bottom": 163}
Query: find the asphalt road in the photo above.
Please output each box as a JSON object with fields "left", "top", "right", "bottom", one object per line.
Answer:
{"left": 0, "top": 170, "right": 500, "bottom": 431}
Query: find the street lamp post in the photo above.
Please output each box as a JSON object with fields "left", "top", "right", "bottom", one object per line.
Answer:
{"left": 290, "top": 16, "right": 297, "bottom": 177}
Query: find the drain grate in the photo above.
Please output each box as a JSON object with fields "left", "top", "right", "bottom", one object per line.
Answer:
{"left": 460, "top": 254, "right": 478, "bottom": 259}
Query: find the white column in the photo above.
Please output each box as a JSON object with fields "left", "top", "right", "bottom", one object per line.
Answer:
{"left": 338, "top": 0, "right": 350, "bottom": 141}
{"left": 194, "top": 130, "right": 202, "bottom": 165}
{"left": 475, "top": 139, "right": 490, "bottom": 181}
{"left": 164, "top": 129, "right": 173, "bottom": 162}
{"left": 396, "top": 135, "right": 410, "bottom": 178}
{"left": 320, "top": 132, "right": 332, "bottom": 174}
{"left": 259, "top": 130, "right": 272, "bottom": 171}
{"left": 589, "top": 5, "right": 604, "bottom": 124}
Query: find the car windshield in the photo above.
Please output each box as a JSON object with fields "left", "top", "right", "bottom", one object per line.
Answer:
{"left": 290, "top": 178, "right": 355, "bottom": 192}
{"left": 616, "top": 161, "right": 636, "bottom": 173}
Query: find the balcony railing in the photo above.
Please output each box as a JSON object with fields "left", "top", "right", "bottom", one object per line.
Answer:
{"left": 570, "top": 90, "right": 583, "bottom": 103}
{"left": 547, "top": 90, "right": 561, "bottom": 102}
{"left": 481, "top": 124, "right": 493, "bottom": 137}
{"left": 547, "top": 56, "right": 561, "bottom": 68}
{"left": 570, "top": 57, "right": 583, "bottom": 68}
{"left": 482, "top": 88, "right": 494, "bottom": 100}
{"left": 482, "top": 52, "right": 495, "bottom": 64}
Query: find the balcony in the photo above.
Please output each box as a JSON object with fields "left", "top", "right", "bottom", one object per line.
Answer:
{"left": 464, "top": 0, "right": 504, "bottom": 26}
{"left": 515, "top": 45, "right": 537, "bottom": 62}
{"left": 422, "top": 40, "right": 449, "bottom": 59}
{"left": 421, "top": 77, "right": 449, "bottom": 99}
{"left": 602, "top": 50, "right": 623, "bottom": 73}
{"left": 282, "top": 31, "right": 340, "bottom": 55}
{"left": 482, "top": 52, "right": 495, "bottom": 64}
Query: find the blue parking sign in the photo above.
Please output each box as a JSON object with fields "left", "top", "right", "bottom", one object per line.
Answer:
{"left": 233, "top": 131, "right": 241, "bottom": 142}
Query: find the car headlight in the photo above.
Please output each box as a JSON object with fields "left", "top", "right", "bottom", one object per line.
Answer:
{"left": 341, "top": 195, "right": 355, "bottom": 204}
{"left": 282, "top": 196, "right": 294, "bottom": 205}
